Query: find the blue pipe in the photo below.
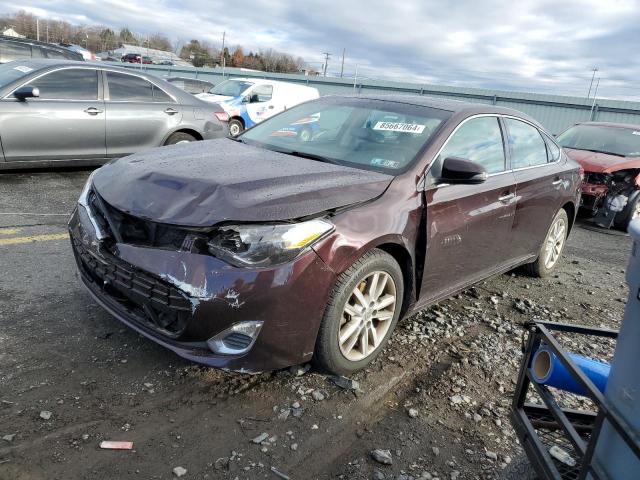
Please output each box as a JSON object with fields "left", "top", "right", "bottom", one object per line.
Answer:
{"left": 530, "top": 344, "right": 610, "bottom": 397}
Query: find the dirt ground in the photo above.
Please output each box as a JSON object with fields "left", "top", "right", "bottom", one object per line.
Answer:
{"left": 0, "top": 170, "right": 633, "bottom": 480}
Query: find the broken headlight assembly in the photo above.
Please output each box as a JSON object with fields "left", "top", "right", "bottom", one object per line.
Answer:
{"left": 207, "top": 219, "right": 334, "bottom": 268}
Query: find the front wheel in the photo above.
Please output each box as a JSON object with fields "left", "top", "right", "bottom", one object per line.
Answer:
{"left": 228, "top": 119, "right": 244, "bottom": 137}
{"left": 164, "top": 132, "right": 196, "bottom": 145}
{"left": 524, "top": 208, "right": 569, "bottom": 278}
{"left": 313, "top": 249, "right": 404, "bottom": 375}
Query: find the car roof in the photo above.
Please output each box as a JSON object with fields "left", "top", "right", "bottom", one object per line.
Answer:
{"left": 574, "top": 121, "right": 640, "bottom": 131}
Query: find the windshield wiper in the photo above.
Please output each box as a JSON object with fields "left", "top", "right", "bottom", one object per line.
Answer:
{"left": 270, "top": 148, "right": 337, "bottom": 164}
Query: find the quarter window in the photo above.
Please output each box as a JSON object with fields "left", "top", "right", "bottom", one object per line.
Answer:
{"left": 438, "top": 117, "right": 506, "bottom": 174}
{"left": 30, "top": 69, "right": 99, "bottom": 100}
{"left": 545, "top": 135, "right": 561, "bottom": 162}
{"left": 505, "top": 119, "right": 548, "bottom": 168}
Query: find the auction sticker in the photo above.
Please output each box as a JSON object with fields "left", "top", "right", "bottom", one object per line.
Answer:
{"left": 373, "top": 122, "right": 425, "bottom": 134}
{"left": 13, "top": 65, "right": 33, "bottom": 73}
{"left": 370, "top": 158, "right": 400, "bottom": 168}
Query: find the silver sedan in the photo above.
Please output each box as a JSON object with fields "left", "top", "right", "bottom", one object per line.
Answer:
{"left": 0, "top": 60, "right": 227, "bottom": 170}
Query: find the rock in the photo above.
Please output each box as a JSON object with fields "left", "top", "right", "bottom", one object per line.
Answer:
{"left": 311, "top": 390, "right": 325, "bottom": 401}
{"left": 290, "top": 443, "right": 298, "bottom": 451}
{"left": 39, "top": 411, "right": 52, "bottom": 420}
{"left": 292, "top": 401, "right": 301, "bottom": 409}
{"left": 252, "top": 432, "right": 269, "bottom": 444}
{"left": 372, "top": 468, "right": 386, "bottom": 480}
{"left": 172, "top": 466, "right": 187, "bottom": 477}
{"left": 432, "top": 446, "right": 440, "bottom": 456}
{"left": 408, "top": 408, "right": 419, "bottom": 418}
{"left": 450, "top": 471, "right": 460, "bottom": 480}
{"left": 485, "top": 450, "right": 498, "bottom": 461}
{"left": 2, "top": 434, "right": 15, "bottom": 442}
{"left": 332, "top": 376, "right": 360, "bottom": 391}
{"left": 289, "top": 364, "right": 310, "bottom": 376}
{"left": 370, "top": 449, "right": 393, "bottom": 465}
{"left": 473, "top": 413, "right": 482, "bottom": 423}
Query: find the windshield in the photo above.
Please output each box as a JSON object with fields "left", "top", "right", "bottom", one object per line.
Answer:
{"left": 0, "top": 62, "right": 33, "bottom": 89}
{"left": 557, "top": 124, "right": 640, "bottom": 157}
{"left": 240, "top": 97, "right": 450, "bottom": 174}
{"left": 209, "top": 80, "right": 254, "bottom": 96}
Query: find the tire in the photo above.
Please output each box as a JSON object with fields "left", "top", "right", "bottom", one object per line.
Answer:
{"left": 228, "top": 118, "right": 244, "bottom": 137}
{"left": 164, "top": 132, "right": 196, "bottom": 145}
{"left": 313, "top": 249, "right": 404, "bottom": 375}
{"left": 614, "top": 191, "right": 640, "bottom": 231}
{"left": 524, "top": 208, "right": 569, "bottom": 278}
{"left": 501, "top": 453, "right": 538, "bottom": 480}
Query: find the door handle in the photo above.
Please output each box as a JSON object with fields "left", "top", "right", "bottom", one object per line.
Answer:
{"left": 267, "top": 105, "right": 274, "bottom": 109}
{"left": 164, "top": 107, "right": 179, "bottom": 115}
{"left": 552, "top": 178, "right": 563, "bottom": 186}
{"left": 84, "top": 107, "right": 103, "bottom": 115}
{"left": 498, "top": 192, "right": 515, "bottom": 203}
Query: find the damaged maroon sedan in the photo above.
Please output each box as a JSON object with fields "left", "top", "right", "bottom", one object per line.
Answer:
{"left": 557, "top": 122, "right": 640, "bottom": 230}
{"left": 69, "top": 95, "right": 581, "bottom": 374}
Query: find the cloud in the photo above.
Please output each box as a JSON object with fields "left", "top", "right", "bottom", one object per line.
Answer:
{"left": 7, "top": 0, "right": 640, "bottom": 99}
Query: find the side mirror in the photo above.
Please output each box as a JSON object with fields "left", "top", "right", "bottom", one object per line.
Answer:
{"left": 248, "top": 93, "right": 260, "bottom": 103}
{"left": 14, "top": 86, "right": 40, "bottom": 101}
{"left": 439, "top": 156, "right": 488, "bottom": 184}
{"left": 241, "top": 95, "right": 250, "bottom": 103}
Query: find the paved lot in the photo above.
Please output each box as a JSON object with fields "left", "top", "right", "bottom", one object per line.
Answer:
{"left": 0, "top": 170, "right": 633, "bottom": 480}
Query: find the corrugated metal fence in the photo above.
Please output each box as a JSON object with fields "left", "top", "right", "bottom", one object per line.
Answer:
{"left": 119, "top": 63, "right": 640, "bottom": 134}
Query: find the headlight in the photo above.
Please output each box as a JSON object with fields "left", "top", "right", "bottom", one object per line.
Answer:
{"left": 207, "top": 219, "right": 333, "bottom": 267}
{"left": 78, "top": 170, "right": 97, "bottom": 207}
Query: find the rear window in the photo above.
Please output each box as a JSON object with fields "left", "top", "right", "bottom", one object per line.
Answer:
{"left": 0, "top": 41, "right": 31, "bottom": 63}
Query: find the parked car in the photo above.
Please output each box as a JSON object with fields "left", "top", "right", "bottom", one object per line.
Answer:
{"left": 121, "top": 53, "right": 153, "bottom": 64}
{"left": 166, "top": 76, "right": 214, "bottom": 95}
{"left": 557, "top": 122, "right": 640, "bottom": 230}
{"left": 196, "top": 78, "right": 319, "bottom": 136}
{"left": 69, "top": 95, "right": 581, "bottom": 374}
{"left": 0, "top": 60, "right": 226, "bottom": 170}
{"left": 0, "top": 35, "right": 83, "bottom": 63}
{"left": 58, "top": 43, "right": 97, "bottom": 61}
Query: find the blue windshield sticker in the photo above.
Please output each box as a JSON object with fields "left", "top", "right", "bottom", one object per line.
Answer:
{"left": 371, "top": 158, "right": 400, "bottom": 168}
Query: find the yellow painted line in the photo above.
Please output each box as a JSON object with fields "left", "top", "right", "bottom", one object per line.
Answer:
{"left": 0, "top": 228, "right": 22, "bottom": 235}
{"left": 0, "top": 233, "right": 69, "bottom": 246}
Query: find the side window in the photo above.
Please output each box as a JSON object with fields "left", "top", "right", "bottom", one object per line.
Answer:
{"left": 438, "top": 117, "right": 506, "bottom": 174}
{"left": 152, "top": 85, "right": 173, "bottom": 102}
{"left": 30, "top": 69, "right": 98, "bottom": 100}
{"left": 544, "top": 135, "right": 561, "bottom": 162}
{"left": 31, "top": 47, "right": 45, "bottom": 58}
{"left": 0, "top": 41, "right": 31, "bottom": 63}
{"left": 505, "top": 119, "right": 548, "bottom": 168}
{"left": 107, "top": 72, "right": 154, "bottom": 102}
{"left": 43, "top": 49, "right": 67, "bottom": 60}
{"left": 251, "top": 84, "right": 273, "bottom": 102}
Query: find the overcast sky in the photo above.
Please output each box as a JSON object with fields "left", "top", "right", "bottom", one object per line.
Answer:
{"left": 9, "top": 0, "right": 640, "bottom": 100}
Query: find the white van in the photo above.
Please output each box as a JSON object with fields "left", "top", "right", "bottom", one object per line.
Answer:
{"left": 196, "top": 78, "right": 320, "bottom": 136}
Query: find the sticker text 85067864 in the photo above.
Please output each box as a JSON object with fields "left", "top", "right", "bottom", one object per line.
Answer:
{"left": 373, "top": 122, "right": 426, "bottom": 134}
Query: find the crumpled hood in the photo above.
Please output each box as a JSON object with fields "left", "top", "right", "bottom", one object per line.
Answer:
{"left": 92, "top": 139, "right": 393, "bottom": 227}
{"left": 564, "top": 147, "right": 640, "bottom": 173}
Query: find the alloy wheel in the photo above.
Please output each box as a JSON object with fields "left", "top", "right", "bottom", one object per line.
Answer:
{"left": 338, "top": 271, "right": 397, "bottom": 362}
{"left": 543, "top": 216, "right": 566, "bottom": 269}
{"left": 229, "top": 123, "right": 242, "bottom": 137}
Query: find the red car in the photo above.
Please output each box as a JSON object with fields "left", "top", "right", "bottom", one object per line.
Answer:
{"left": 121, "top": 53, "right": 153, "bottom": 64}
{"left": 558, "top": 122, "right": 640, "bottom": 230}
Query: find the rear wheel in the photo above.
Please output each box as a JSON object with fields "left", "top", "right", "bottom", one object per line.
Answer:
{"left": 313, "top": 249, "right": 404, "bottom": 375}
{"left": 524, "top": 208, "right": 568, "bottom": 278}
{"left": 228, "top": 118, "right": 244, "bottom": 137}
{"left": 164, "top": 132, "right": 196, "bottom": 145}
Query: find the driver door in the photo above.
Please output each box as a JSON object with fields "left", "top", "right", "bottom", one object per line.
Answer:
{"left": 419, "top": 116, "right": 517, "bottom": 305}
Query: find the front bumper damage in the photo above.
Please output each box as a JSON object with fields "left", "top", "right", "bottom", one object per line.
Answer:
{"left": 69, "top": 203, "right": 336, "bottom": 373}
{"left": 581, "top": 170, "right": 639, "bottom": 228}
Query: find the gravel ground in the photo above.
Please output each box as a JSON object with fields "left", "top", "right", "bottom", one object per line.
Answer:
{"left": 0, "top": 171, "right": 633, "bottom": 480}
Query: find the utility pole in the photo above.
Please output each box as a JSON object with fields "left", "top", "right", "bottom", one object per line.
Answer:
{"left": 36, "top": 18, "right": 40, "bottom": 41}
{"left": 221, "top": 31, "right": 226, "bottom": 76}
{"left": 322, "top": 52, "right": 331, "bottom": 77}
{"left": 590, "top": 77, "right": 600, "bottom": 120}
{"left": 587, "top": 67, "right": 598, "bottom": 98}
{"left": 340, "top": 48, "right": 345, "bottom": 78}
{"left": 46, "top": 22, "right": 49, "bottom": 43}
